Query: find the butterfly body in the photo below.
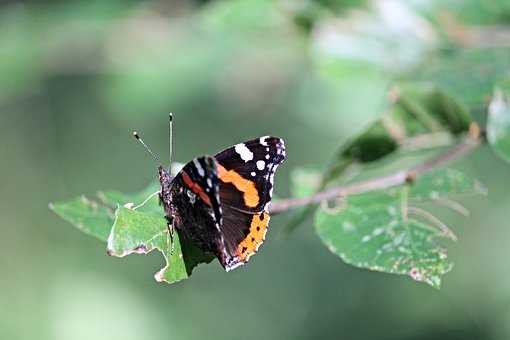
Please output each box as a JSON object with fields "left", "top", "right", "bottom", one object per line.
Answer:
{"left": 158, "top": 136, "right": 286, "bottom": 271}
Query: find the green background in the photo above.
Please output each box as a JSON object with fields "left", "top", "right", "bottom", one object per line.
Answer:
{"left": 1, "top": 0, "right": 510, "bottom": 339}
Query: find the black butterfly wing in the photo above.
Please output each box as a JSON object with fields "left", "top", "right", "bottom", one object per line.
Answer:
{"left": 169, "top": 137, "right": 286, "bottom": 272}
{"left": 219, "top": 206, "right": 271, "bottom": 271}
{"left": 213, "top": 136, "right": 286, "bottom": 270}
{"left": 170, "top": 156, "right": 233, "bottom": 268}
{"left": 214, "top": 136, "right": 286, "bottom": 213}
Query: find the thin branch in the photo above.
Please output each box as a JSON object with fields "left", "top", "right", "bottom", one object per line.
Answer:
{"left": 399, "top": 132, "right": 455, "bottom": 151}
{"left": 269, "top": 124, "right": 481, "bottom": 214}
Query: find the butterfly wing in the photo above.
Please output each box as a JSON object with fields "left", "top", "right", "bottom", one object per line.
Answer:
{"left": 214, "top": 136, "right": 286, "bottom": 270}
{"left": 214, "top": 136, "right": 286, "bottom": 213}
{"left": 218, "top": 206, "right": 271, "bottom": 271}
{"left": 170, "top": 137, "right": 286, "bottom": 272}
{"left": 170, "top": 156, "right": 232, "bottom": 267}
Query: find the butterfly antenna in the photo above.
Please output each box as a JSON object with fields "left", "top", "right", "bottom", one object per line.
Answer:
{"left": 133, "top": 131, "right": 162, "bottom": 165}
{"left": 168, "top": 113, "right": 173, "bottom": 172}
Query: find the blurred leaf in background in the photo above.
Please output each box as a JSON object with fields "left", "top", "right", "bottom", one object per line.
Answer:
{"left": 488, "top": 86, "right": 510, "bottom": 163}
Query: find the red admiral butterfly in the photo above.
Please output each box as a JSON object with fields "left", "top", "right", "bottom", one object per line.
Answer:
{"left": 134, "top": 115, "right": 286, "bottom": 271}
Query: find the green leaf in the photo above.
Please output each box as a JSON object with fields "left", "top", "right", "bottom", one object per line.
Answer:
{"left": 322, "top": 86, "right": 471, "bottom": 189}
{"left": 314, "top": 168, "right": 486, "bottom": 288}
{"left": 51, "top": 183, "right": 213, "bottom": 284}
{"left": 339, "top": 121, "right": 399, "bottom": 164}
{"left": 417, "top": 48, "right": 510, "bottom": 113}
{"left": 286, "top": 81, "right": 474, "bottom": 234}
{"left": 97, "top": 182, "right": 161, "bottom": 217}
{"left": 396, "top": 83, "right": 472, "bottom": 135}
{"left": 311, "top": 1, "right": 437, "bottom": 73}
{"left": 107, "top": 207, "right": 213, "bottom": 284}
{"left": 488, "top": 88, "right": 510, "bottom": 163}
{"left": 410, "top": 168, "right": 487, "bottom": 200}
{"left": 318, "top": 120, "right": 400, "bottom": 193}
{"left": 199, "top": 0, "right": 290, "bottom": 33}
{"left": 49, "top": 195, "right": 113, "bottom": 241}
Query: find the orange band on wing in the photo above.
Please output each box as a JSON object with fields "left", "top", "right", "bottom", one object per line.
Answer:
{"left": 236, "top": 212, "right": 270, "bottom": 261}
{"left": 182, "top": 171, "right": 212, "bottom": 207}
{"left": 217, "top": 165, "right": 259, "bottom": 208}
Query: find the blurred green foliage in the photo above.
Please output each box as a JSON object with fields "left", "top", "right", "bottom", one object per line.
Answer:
{"left": 488, "top": 86, "right": 510, "bottom": 163}
{"left": 2, "top": 0, "right": 510, "bottom": 339}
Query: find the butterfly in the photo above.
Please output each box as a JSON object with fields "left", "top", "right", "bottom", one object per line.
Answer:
{"left": 136, "top": 125, "right": 286, "bottom": 271}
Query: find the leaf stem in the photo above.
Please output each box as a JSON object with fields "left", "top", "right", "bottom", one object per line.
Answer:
{"left": 269, "top": 123, "right": 481, "bottom": 214}
{"left": 408, "top": 206, "right": 458, "bottom": 241}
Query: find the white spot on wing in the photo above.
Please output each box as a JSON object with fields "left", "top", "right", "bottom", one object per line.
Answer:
{"left": 207, "top": 178, "right": 212, "bottom": 187}
{"left": 225, "top": 260, "right": 244, "bottom": 272}
{"left": 193, "top": 159, "right": 204, "bottom": 177}
{"left": 256, "top": 160, "right": 265, "bottom": 170}
{"left": 259, "top": 136, "right": 269, "bottom": 146}
{"left": 251, "top": 171, "right": 256, "bottom": 177}
{"left": 235, "top": 143, "right": 253, "bottom": 162}
{"left": 187, "top": 190, "right": 196, "bottom": 204}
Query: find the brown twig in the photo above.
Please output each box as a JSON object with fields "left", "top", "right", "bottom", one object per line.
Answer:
{"left": 269, "top": 124, "right": 481, "bottom": 214}
{"left": 399, "top": 132, "right": 454, "bottom": 151}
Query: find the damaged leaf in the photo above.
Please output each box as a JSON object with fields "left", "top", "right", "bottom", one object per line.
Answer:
{"left": 50, "top": 195, "right": 113, "bottom": 241}
{"left": 50, "top": 183, "right": 213, "bottom": 284}
{"left": 107, "top": 207, "right": 213, "bottom": 284}
{"left": 314, "top": 168, "right": 486, "bottom": 288}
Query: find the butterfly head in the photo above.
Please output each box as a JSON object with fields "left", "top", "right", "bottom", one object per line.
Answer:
{"left": 158, "top": 166, "right": 173, "bottom": 194}
{"left": 158, "top": 165, "right": 176, "bottom": 221}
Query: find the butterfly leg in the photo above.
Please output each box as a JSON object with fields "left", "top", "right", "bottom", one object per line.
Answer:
{"left": 166, "top": 218, "right": 175, "bottom": 255}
